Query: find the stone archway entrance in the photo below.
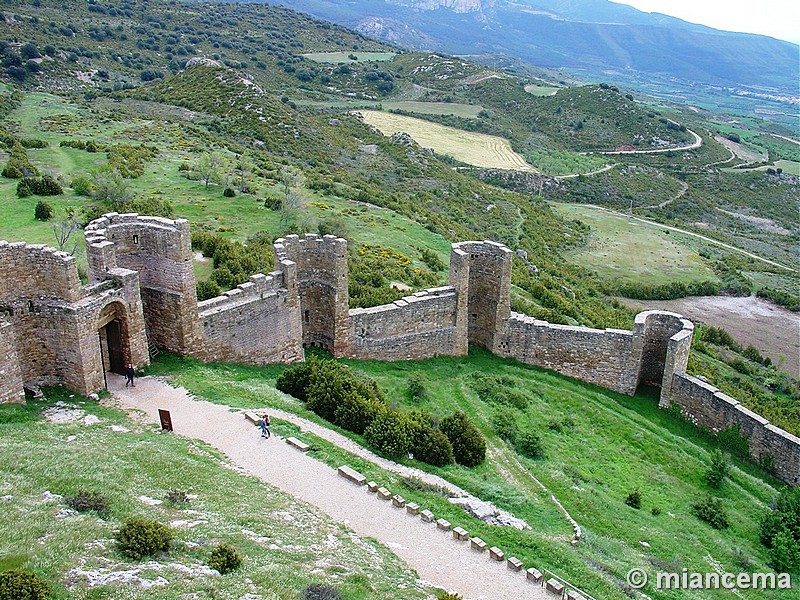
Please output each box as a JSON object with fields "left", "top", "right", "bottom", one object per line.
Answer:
{"left": 97, "top": 302, "right": 132, "bottom": 383}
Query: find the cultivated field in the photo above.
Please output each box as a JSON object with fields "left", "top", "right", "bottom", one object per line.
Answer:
{"left": 555, "top": 203, "right": 717, "bottom": 286}
{"left": 302, "top": 51, "right": 396, "bottom": 63}
{"left": 358, "top": 110, "right": 535, "bottom": 171}
{"left": 524, "top": 84, "right": 559, "bottom": 96}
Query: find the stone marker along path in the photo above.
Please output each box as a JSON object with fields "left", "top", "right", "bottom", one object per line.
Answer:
{"left": 110, "top": 376, "right": 551, "bottom": 600}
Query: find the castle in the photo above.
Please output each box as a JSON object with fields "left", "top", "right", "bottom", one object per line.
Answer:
{"left": 0, "top": 212, "right": 797, "bottom": 484}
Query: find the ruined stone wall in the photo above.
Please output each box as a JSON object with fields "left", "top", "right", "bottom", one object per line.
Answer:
{"left": 452, "top": 241, "right": 512, "bottom": 353}
{"left": 85, "top": 213, "right": 201, "bottom": 355}
{"left": 0, "top": 241, "right": 148, "bottom": 396}
{"left": 348, "top": 287, "right": 466, "bottom": 361}
{"left": 499, "top": 314, "right": 640, "bottom": 394}
{"left": 0, "top": 319, "right": 24, "bottom": 404}
{"left": 664, "top": 373, "right": 800, "bottom": 485}
{"left": 274, "top": 234, "right": 350, "bottom": 355}
{"left": 199, "top": 266, "right": 304, "bottom": 365}
{"left": 635, "top": 311, "right": 691, "bottom": 388}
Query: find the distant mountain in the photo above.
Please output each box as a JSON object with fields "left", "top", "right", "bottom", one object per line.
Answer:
{"left": 265, "top": 0, "right": 798, "bottom": 94}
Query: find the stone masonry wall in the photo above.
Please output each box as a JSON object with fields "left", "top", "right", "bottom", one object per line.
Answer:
{"left": 635, "top": 311, "right": 691, "bottom": 388}
{"left": 274, "top": 234, "right": 351, "bottom": 355}
{"left": 348, "top": 287, "right": 466, "bottom": 361}
{"left": 0, "top": 240, "right": 149, "bottom": 396}
{"left": 85, "top": 213, "right": 201, "bottom": 355}
{"left": 0, "top": 319, "right": 24, "bottom": 404}
{"left": 664, "top": 373, "right": 799, "bottom": 485}
{"left": 452, "top": 241, "right": 512, "bottom": 353}
{"left": 499, "top": 314, "right": 640, "bottom": 394}
{"left": 199, "top": 267, "right": 304, "bottom": 365}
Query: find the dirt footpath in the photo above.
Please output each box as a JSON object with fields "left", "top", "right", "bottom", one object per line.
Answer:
{"left": 110, "top": 376, "right": 551, "bottom": 600}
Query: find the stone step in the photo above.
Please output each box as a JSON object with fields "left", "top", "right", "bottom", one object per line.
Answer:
{"left": 285, "top": 436, "right": 310, "bottom": 451}
{"left": 337, "top": 465, "right": 367, "bottom": 486}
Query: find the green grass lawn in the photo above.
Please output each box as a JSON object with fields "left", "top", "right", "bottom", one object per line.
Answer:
{"left": 524, "top": 84, "right": 560, "bottom": 96}
{"left": 555, "top": 203, "right": 718, "bottom": 286}
{"left": 0, "top": 391, "right": 427, "bottom": 599}
{"left": 147, "top": 349, "right": 785, "bottom": 600}
{"left": 302, "top": 52, "right": 397, "bottom": 63}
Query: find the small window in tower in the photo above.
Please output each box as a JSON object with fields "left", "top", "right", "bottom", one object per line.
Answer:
{"left": 304, "top": 309, "right": 310, "bottom": 323}
{"left": 133, "top": 234, "right": 139, "bottom": 245}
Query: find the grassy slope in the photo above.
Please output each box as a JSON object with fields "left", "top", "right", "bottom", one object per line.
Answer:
{"left": 146, "top": 350, "right": 786, "bottom": 600}
{"left": 555, "top": 203, "right": 716, "bottom": 286}
{"left": 0, "top": 392, "right": 428, "bottom": 599}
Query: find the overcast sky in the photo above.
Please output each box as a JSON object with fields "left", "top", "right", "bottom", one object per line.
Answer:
{"left": 610, "top": 0, "right": 800, "bottom": 44}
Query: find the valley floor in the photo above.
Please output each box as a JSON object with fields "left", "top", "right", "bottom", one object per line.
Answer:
{"left": 109, "top": 375, "right": 552, "bottom": 600}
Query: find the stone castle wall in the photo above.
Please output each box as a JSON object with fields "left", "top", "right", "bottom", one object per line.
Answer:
{"left": 348, "top": 287, "right": 466, "bottom": 361}
{"left": 2, "top": 218, "right": 796, "bottom": 484}
{"left": 0, "top": 319, "right": 24, "bottom": 403}
{"left": 198, "top": 266, "right": 304, "bottom": 365}
{"left": 0, "top": 240, "right": 149, "bottom": 396}
{"left": 85, "top": 213, "right": 201, "bottom": 355}
{"left": 663, "top": 373, "right": 800, "bottom": 485}
{"left": 274, "top": 234, "right": 351, "bottom": 355}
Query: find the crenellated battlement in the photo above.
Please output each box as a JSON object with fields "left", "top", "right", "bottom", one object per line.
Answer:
{"left": 0, "top": 240, "right": 83, "bottom": 303}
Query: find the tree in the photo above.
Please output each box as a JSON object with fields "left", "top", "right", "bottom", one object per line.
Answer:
{"left": 234, "top": 153, "right": 254, "bottom": 193}
{"left": 706, "top": 449, "right": 729, "bottom": 488}
{"left": 52, "top": 211, "right": 80, "bottom": 255}
{"left": 196, "top": 151, "right": 224, "bottom": 188}
{"left": 91, "top": 167, "right": 132, "bottom": 205}
{"left": 34, "top": 200, "right": 53, "bottom": 220}
{"left": 277, "top": 166, "right": 303, "bottom": 228}
{"left": 439, "top": 411, "right": 486, "bottom": 467}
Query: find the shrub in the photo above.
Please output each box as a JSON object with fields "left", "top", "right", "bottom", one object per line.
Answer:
{"left": 70, "top": 174, "right": 92, "bottom": 196}
{"left": 196, "top": 280, "right": 222, "bottom": 301}
{"left": 0, "top": 569, "right": 51, "bottom": 600}
{"left": 705, "top": 449, "right": 729, "bottom": 489}
{"left": 439, "top": 411, "right": 486, "bottom": 467}
{"left": 275, "top": 360, "right": 315, "bottom": 402}
{"left": 651, "top": 506, "right": 662, "bottom": 516}
{"left": 65, "top": 489, "right": 110, "bottom": 516}
{"left": 437, "top": 593, "right": 463, "bottom": 600}
{"left": 492, "top": 410, "right": 518, "bottom": 443}
{"left": 407, "top": 374, "right": 427, "bottom": 402}
{"left": 16, "top": 179, "right": 31, "bottom": 197}
{"left": 412, "top": 425, "right": 454, "bottom": 467}
{"left": 333, "top": 394, "right": 384, "bottom": 435}
{"left": 165, "top": 489, "right": 190, "bottom": 507}
{"left": 364, "top": 410, "right": 414, "bottom": 459}
{"left": 19, "top": 175, "right": 63, "bottom": 196}
{"left": 515, "top": 431, "right": 544, "bottom": 459}
{"left": 302, "top": 584, "right": 340, "bottom": 600}
{"left": 625, "top": 488, "right": 642, "bottom": 509}
{"left": 34, "top": 200, "right": 53, "bottom": 221}
{"left": 692, "top": 496, "right": 729, "bottom": 529}
{"left": 208, "top": 542, "right": 242, "bottom": 574}
{"left": 223, "top": 187, "right": 236, "bottom": 197}
{"left": 760, "top": 488, "right": 800, "bottom": 571}
{"left": 116, "top": 516, "right": 174, "bottom": 559}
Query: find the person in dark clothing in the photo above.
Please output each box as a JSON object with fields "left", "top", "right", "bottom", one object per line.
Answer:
{"left": 125, "top": 363, "right": 135, "bottom": 387}
{"left": 260, "top": 414, "right": 271, "bottom": 438}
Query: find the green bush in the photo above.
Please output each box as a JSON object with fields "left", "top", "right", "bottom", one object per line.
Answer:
{"left": 437, "top": 593, "right": 463, "bottom": 600}
{"left": 439, "top": 411, "right": 486, "bottom": 467}
{"left": 275, "top": 360, "right": 315, "bottom": 402}
{"left": 196, "top": 280, "right": 222, "bottom": 301}
{"left": 18, "top": 175, "right": 63, "bottom": 197}
{"left": 407, "top": 374, "right": 427, "bottom": 402}
{"left": 0, "top": 569, "right": 51, "bottom": 600}
{"left": 34, "top": 200, "right": 54, "bottom": 221}
{"left": 70, "top": 174, "right": 92, "bottom": 196}
{"left": 705, "top": 449, "right": 729, "bottom": 489}
{"left": 515, "top": 431, "right": 545, "bottom": 459}
{"left": 364, "top": 411, "right": 414, "bottom": 459}
{"left": 165, "top": 489, "right": 190, "bottom": 507}
{"left": 492, "top": 410, "right": 518, "bottom": 443}
{"left": 302, "top": 584, "right": 340, "bottom": 600}
{"left": 333, "top": 393, "right": 384, "bottom": 435}
{"left": 208, "top": 542, "right": 242, "bottom": 574}
{"left": 412, "top": 425, "right": 454, "bottom": 467}
{"left": 223, "top": 187, "right": 236, "bottom": 197}
{"left": 625, "top": 488, "right": 642, "bottom": 509}
{"left": 760, "top": 488, "right": 800, "bottom": 572}
{"left": 692, "top": 496, "right": 730, "bottom": 529}
{"left": 116, "top": 517, "right": 174, "bottom": 559}
{"left": 65, "top": 490, "right": 110, "bottom": 516}
{"left": 651, "top": 506, "right": 662, "bottom": 516}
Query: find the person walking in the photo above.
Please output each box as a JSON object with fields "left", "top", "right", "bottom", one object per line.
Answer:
{"left": 124, "top": 363, "right": 135, "bottom": 387}
{"left": 260, "top": 413, "right": 271, "bottom": 439}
